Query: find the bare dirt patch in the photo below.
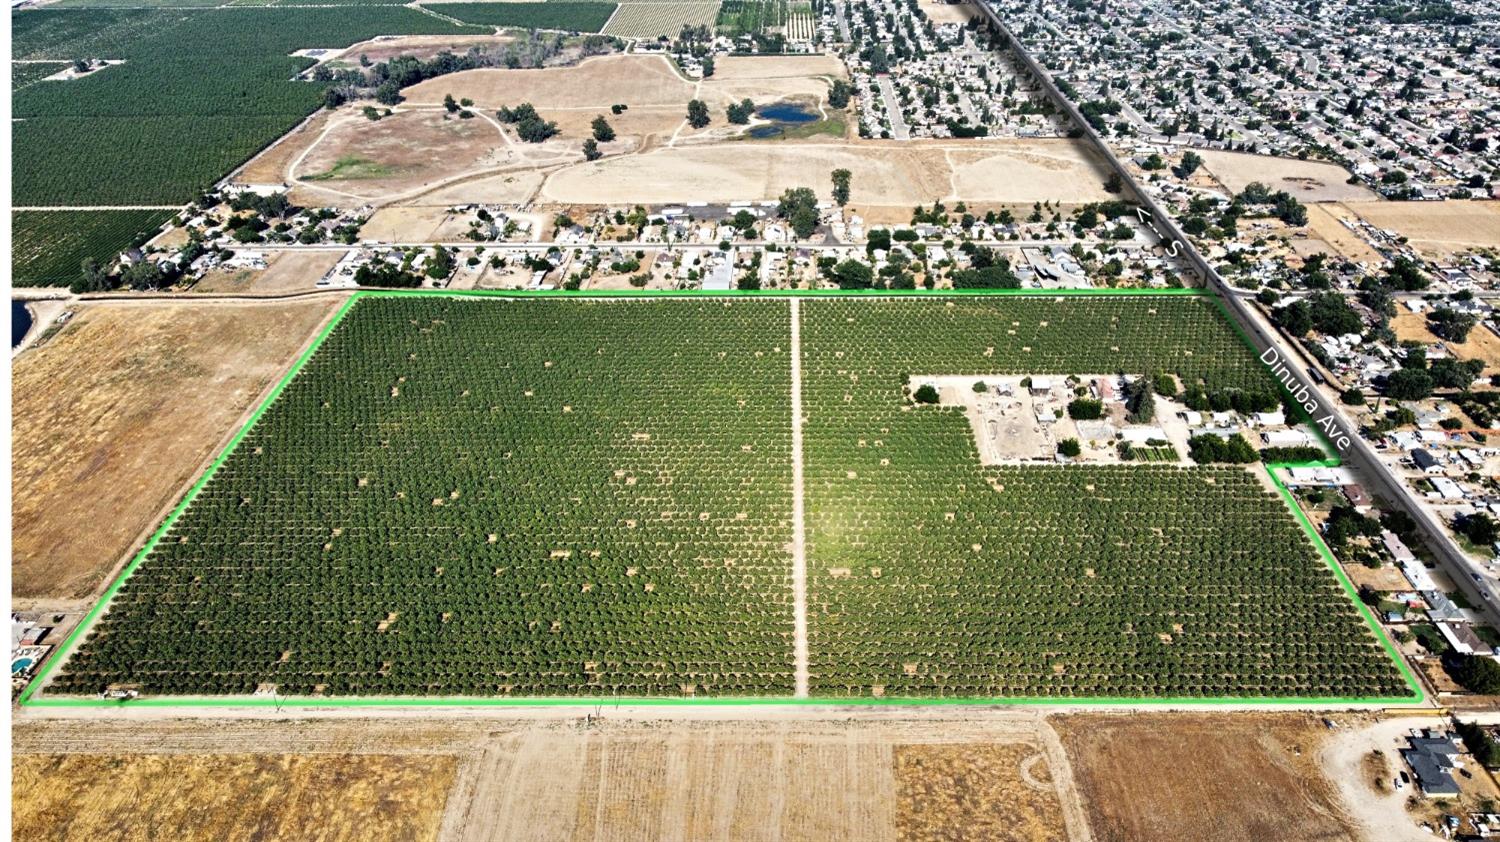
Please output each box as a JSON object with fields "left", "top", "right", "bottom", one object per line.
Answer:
{"left": 1055, "top": 713, "right": 1358, "bottom": 842}
{"left": 292, "top": 108, "right": 507, "bottom": 202}
{"left": 539, "top": 139, "right": 1114, "bottom": 207}
{"left": 333, "top": 33, "right": 516, "bottom": 66}
{"left": 1305, "top": 202, "right": 1387, "bottom": 265}
{"left": 919, "top": 0, "right": 982, "bottom": 23}
{"left": 895, "top": 744, "right": 1066, "bottom": 842}
{"left": 1344, "top": 562, "right": 1416, "bottom": 592}
{"left": 12, "top": 753, "right": 455, "bottom": 842}
{"left": 1393, "top": 309, "right": 1500, "bottom": 374}
{"left": 710, "top": 54, "right": 848, "bottom": 82}
{"left": 190, "top": 250, "right": 343, "bottom": 294}
{"left": 235, "top": 107, "right": 339, "bottom": 187}
{"left": 1349, "top": 199, "right": 1500, "bottom": 258}
{"left": 405, "top": 53, "right": 693, "bottom": 111}
{"left": 1197, "top": 150, "right": 1378, "bottom": 203}
{"left": 11, "top": 300, "right": 338, "bottom": 602}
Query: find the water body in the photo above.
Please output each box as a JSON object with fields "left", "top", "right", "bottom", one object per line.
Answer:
{"left": 748, "top": 124, "right": 784, "bottom": 139}
{"left": 12, "top": 300, "right": 34, "bottom": 348}
{"left": 756, "top": 102, "right": 817, "bottom": 123}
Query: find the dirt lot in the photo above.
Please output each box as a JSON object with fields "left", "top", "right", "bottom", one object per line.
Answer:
{"left": 539, "top": 139, "right": 1113, "bottom": 207}
{"left": 1344, "top": 562, "right": 1416, "bottom": 592}
{"left": 190, "top": 250, "right": 343, "bottom": 294}
{"left": 12, "top": 753, "right": 455, "bottom": 842}
{"left": 919, "top": 0, "right": 981, "bottom": 23}
{"left": 1304, "top": 202, "right": 1387, "bottom": 265}
{"left": 895, "top": 744, "right": 1066, "bottom": 842}
{"left": 1393, "top": 309, "right": 1500, "bottom": 374}
{"left": 1197, "top": 150, "right": 1378, "bottom": 203}
{"left": 1349, "top": 200, "right": 1500, "bottom": 258}
{"left": 13, "top": 715, "right": 1077, "bottom": 842}
{"left": 1054, "top": 713, "right": 1358, "bottom": 842}
{"left": 11, "top": 300, "right": 339, "bottom": 602}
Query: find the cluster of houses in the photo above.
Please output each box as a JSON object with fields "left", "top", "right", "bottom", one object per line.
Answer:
{"left": 825, "top": 0, "right": 1065, "bottom": 139}
{"left": 1000, "top": 0, "right": 1497, "bottom": 199}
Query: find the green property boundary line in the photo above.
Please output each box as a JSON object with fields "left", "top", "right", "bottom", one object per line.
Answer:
{"left": 19, "top": 287, "right": 1425, "bottom": 709}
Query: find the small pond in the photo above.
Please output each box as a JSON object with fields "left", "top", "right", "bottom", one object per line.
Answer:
{"left": 756, "top": 102, "right": 818, "bottom": 123}
{"left": 12, "top": 300, "right": 34, "bottom": 348}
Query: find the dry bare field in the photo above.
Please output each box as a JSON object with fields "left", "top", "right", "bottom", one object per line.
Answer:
{"left": 539, "top": 140, "right": 1114, "bottom": 206}
{"left": 1054, "top": 713, "right": 1357, "bottom": 842}
{"left": 12, "top": 753, "right": 456, "bottom": 842}
{"left": 1348, "top": 199, "right": 1500, "bottom": 257}
{"left": 405, "top": 54, "right": 693, "bottom": 111}
{"left": 1304, "top": 202, "right": 1386, "bottom": 265}
{"left": 291, "top": 108, "right": 510, "bottom": 202}
{"left": 235, "top": 107, "right": 338, "bottom": 186}
{"left": 333, "top": 33, "right": 517, "bottom": 65}
{"left": 190, "top": 250, "right": 343, "bottom": 294}
{"left": 1197, "top": 150, "right": 1378, "bottom": 202}
{"left": 13, "top": 715, "right": 1079, "bottom": 842}
{"left": 1393, "top": 309, "right": 1500, "bottom": 374}
{"left": 11, "top": 300, "right": 338, "bottom": 602}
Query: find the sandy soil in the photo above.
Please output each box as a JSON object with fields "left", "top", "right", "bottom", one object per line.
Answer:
{"left": 191, "top": 250, "right": 343, "bottom": 294}
{"left": 539, "top": 139, "right": 1114, "bottom": 206}
{"left": 1349, "top": 200, "right": 1500, "bottom": 257}
{"left": 1197, "top": 150, "right": 1379, "bottom": 203}
{"left": 1304, "top": 202, "right": 1386, "bottom": 265}
{"left": 11, "top": 300, "right": 339, "bottom": 602}
{"left": 1054, "top": 713, "right": 1359, "bottom": 842}
{"left": 359, "top": 207, "right": 484, "bottom": 243}
{"left": 1393, "top": 309, "right": 1500, "bottom": 374}
{"left": 398, "top": 170, "right": 547, "bottom": 207}
{"left": 12, "top": 753, "right": 456, "bottom": 842}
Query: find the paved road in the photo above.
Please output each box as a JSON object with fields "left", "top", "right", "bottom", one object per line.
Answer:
{"left": 974, "top": 0, "right": 1500, "bottom": 632}
{"left": 875, "top": 76, "right": 910, "bottom": 140}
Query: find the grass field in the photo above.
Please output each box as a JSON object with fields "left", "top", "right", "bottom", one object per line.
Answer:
{"left": 12, "top": 210, "right": 175, "bottom": 287}
{"left": 46, "top": 295, "right": 1410, "bottom": 701}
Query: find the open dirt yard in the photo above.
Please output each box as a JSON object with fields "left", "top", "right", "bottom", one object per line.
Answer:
{"left": 13, "top": 715, "right": 1083, "bottom": 842}
{"left": 12, "top": 753, "right": 456, "bottom": 842}
{"left": 1054, "top": 713, "right": 1358, "bottom": 842}
{"left": 1197, "top": 150, "right": 1379, "bottom": 203}
{"left": 190, "top": 250, "right": 343, "bottom": 294}
{"left": 919, "top": 0, "right": 982, "bottom": 23}
{"left": 539, "top": 139, "right": 1114, "bottom": 207}
{"left": 1304, "top": 202, "right": 1387, "bottom": 265}
{"left": 11, "top": 299, "right": 339, "bottom": 602}
{"left": 1393, "top": 309, "right": 1500, "bottom": 374}
{"left": 1349, "top": 200, "right": 1500, "bottom": 258}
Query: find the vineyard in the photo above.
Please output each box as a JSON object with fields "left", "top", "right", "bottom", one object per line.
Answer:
{"left": 423, "top": 3, "right": 619, "bottom": 32}
{"left": 799, "top": 297, "right": 1409, "bottom": 699}
{"left": 716, "top": 0, "right": 787, "bottom": 35}
{"left": 601, "top": 3, "right": 722, "bottom": 39}
{"left": 784, "top": 2, "right": 815, "bottom": 40}
{"left": 13, "top": 210, "right": 176, "bottom": 287}
{"left": 53, "top": 298, "right": 795, "bottom": 698}
{"left": 45, "top": 295, "right": 1411, "bottom": 701}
